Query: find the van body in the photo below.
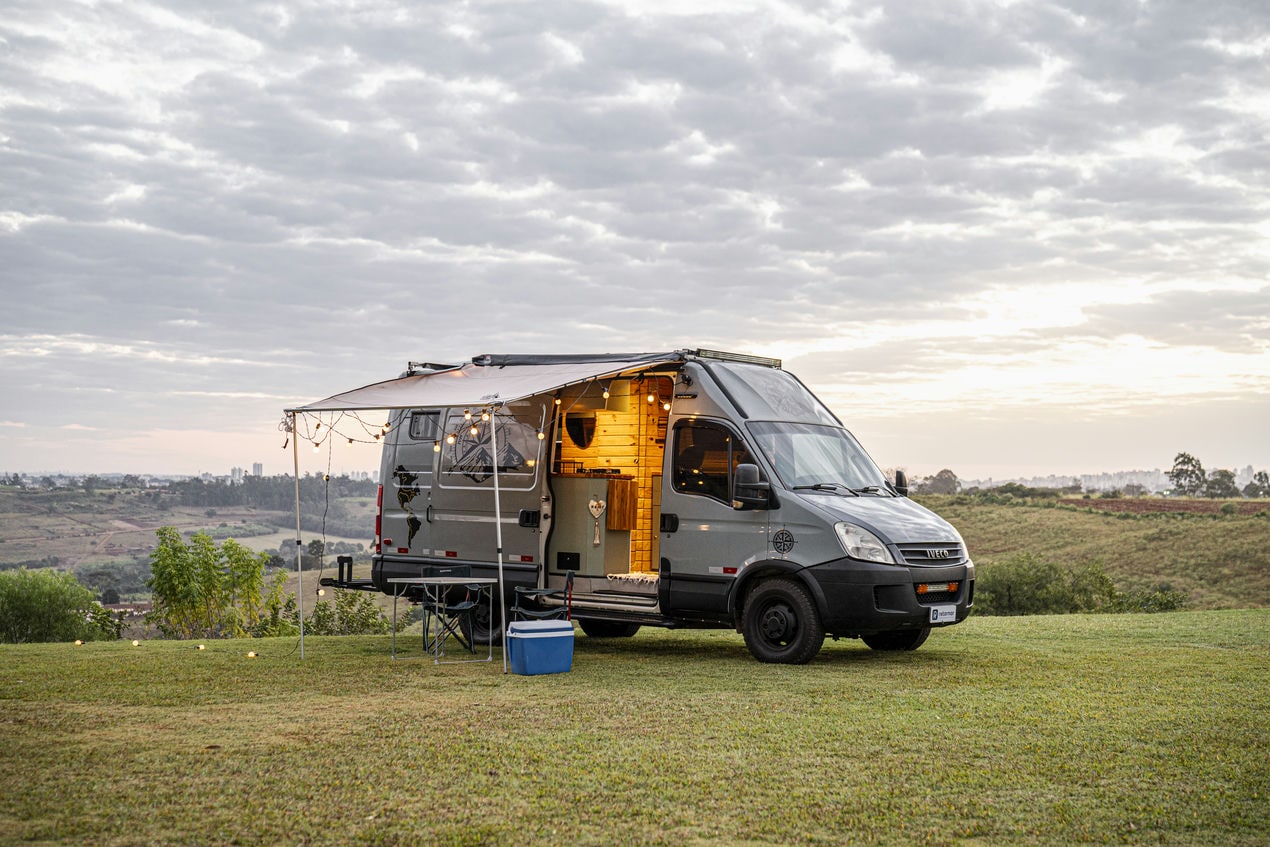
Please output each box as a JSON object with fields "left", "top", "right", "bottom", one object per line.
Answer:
{"left": 357, "top": 349, "right": 973, "bottom": 663}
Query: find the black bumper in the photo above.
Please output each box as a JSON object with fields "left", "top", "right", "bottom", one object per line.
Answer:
{"left": 805, "top": 557, "right": 975, "bottom": 636}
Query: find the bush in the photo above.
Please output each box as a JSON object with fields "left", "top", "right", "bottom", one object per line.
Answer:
{"left": 974, "top": 555, "right": 1189, "bottom": 616}
{"left": 301, "top": 590, "right": 394, "bottom": 636}
{"left": 147, "top": 527, "right": 284, "bottom": 639}
{"left": 0, "top": 568, "right": 123, "bottom": 643}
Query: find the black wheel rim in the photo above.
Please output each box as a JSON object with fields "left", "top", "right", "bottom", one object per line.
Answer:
{"left": 758, "top": 600, "right": 797, "bottom": 645}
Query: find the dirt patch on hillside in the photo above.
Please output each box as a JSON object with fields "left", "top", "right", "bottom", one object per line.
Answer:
{"left": 1059, "top": 498, "right": 1266, "bottom": 516}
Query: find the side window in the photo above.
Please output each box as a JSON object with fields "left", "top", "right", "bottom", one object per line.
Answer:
{"left": 408, "top": 411, "right": 441, "bottom": 441}
{"left": 673, "top": 422, "right": 753, "bottom": 503}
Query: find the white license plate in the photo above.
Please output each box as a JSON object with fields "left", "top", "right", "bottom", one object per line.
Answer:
{"left": 929, "top": 605, "right": 957, "bottom": 624}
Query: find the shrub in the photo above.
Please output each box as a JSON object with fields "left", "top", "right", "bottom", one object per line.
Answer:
{"left": 0, "top": 568, "right": 122, "bottom": 643}
{"left": 974, "top": 554, "right": 1189, "bottom": 616}
{"left": 301, "top": 589, "right": 394, "bottom": 636}
{"left": 147, "top": 527, "right": 284, "bottom": 639}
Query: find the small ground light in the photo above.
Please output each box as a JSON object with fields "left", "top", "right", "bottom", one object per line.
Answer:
{"left": 74, "top": 640, "right": 83, "bottom": 646}
{"left": 131, "top": 640, "right": 140, "bottom": 647}
{"left": 197, "top": 644, "right": 206, "bottom": 651}
{"left": 317, "top": 588, "right": 325, "bottom": 597}
{"left": 246, "top": 651, "right": 257, "bottom": 658}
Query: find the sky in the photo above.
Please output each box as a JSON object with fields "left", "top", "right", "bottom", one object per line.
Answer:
{"left": 1, "top": 0, "right": 1268, "bottom": 483}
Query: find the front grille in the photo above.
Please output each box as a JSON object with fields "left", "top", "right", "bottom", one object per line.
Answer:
{"left": 896, "top": 542, "right": 967, "bottom": 567}
{"left": 915, "top": 589, "right": 958, "bottom": 605}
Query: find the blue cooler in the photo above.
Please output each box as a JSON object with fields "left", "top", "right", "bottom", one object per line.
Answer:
{"left": 507, "top": 620, "right": 574, "bottom": 675}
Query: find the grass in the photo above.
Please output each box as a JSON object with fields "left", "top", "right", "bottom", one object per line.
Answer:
{"left": 2, "top": 611, "right": 1267, "bottom": 846}
{"left": 918, "top": 496, "right": 1270, "bottom": 609}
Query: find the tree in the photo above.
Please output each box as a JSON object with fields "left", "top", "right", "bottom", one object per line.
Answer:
{"left": 1203, "top": 469, "right": 1240, "bottom": 499}
{"left": 0, "top": 568, "right": 121, "bottom": 643}
{"left": 147, "top": 527, "right": 281, "bottom": 639}
{"left": 1167, "top": 452, "right": 1206, "bottom": 496}
{"left": 1243, "top": 470, "right": 1269, "bottom": 499}
{"left": 918, "top": 469, "right": 961, "bottom": 495}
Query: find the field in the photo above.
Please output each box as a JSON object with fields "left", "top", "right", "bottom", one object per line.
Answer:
{"left": 918, "top": 496, "right": 1270, "bottom": 609}
{"left": 2, "top": 611, "right": 1267, "bottom": 846}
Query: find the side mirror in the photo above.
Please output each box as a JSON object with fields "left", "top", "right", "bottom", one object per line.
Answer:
{"left": 732, "top": 463, "right": 770, "bottom": 510}
{"left": 893, "top": 469, "right": 909, "bottom": 497}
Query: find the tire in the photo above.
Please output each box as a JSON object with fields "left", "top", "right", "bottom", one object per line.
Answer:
{"left": 741, "top": 578, "right": 824, "bottom": 664}
{"left": 462, "top": 598, "right": 505, "bottom": 647}
{"left": 861, "top": 627, "right": 930, "bottom": 651}
{"left": 577, "top": 619, "right": 642, "bottom": 638}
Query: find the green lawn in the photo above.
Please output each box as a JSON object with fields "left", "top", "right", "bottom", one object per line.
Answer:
{"left": 2, "top": 611, "right": 1267, "bottom": 846}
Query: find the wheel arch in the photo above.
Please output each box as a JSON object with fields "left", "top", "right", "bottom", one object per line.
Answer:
{"left": 729, "top": 560, "right": 829, "bottom": 629}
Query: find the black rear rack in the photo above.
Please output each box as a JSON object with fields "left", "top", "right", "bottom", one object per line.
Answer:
{"left": 318, "top": 555, "right": 378, "bottom": 592}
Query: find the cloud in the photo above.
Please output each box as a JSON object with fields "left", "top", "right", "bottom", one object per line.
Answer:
{"left": 1, "top": 0, "right": 1268, "bottom": 478}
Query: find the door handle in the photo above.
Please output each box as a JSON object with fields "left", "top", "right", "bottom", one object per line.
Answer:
{"left": 660, "top": 513, "right": 679, "bottom": 533}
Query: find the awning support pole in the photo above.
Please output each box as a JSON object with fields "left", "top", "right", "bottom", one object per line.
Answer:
{"left": 489, "top": 407, "right": 508, "bottom": 673}
{"left": 291, "top": 412, "right": 305, "bottom": 660}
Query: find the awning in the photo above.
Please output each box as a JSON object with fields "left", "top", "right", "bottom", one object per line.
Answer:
{"left": 286, "top": 352, "right": 683, "bottom": 413}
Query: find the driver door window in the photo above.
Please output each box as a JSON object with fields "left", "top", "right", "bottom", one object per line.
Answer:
{"left": 673, "top": 422, "right": 753, "bottom": 503}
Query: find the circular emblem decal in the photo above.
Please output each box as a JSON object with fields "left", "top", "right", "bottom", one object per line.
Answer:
{"left": 772, "top": 529, "right": 796, "bottom": 554}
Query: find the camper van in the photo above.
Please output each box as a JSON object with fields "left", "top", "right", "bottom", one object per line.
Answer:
{"left": 320, "top": 349, "right": 973, "bottom": 664}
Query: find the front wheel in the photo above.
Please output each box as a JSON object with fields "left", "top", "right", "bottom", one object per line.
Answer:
{"left": 742, "top": 578, "right": 824, "bottom": 664}
{"left": 861, "top": 627, "right": 930, "bottom": 651}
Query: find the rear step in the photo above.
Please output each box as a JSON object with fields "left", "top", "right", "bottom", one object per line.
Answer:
{"left": 317, "top": 555, "right": 378, "bottom": 592}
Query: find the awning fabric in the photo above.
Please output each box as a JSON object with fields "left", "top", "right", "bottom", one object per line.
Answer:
{"left": 287, "top": 352, "right": 683, "bottom": 413}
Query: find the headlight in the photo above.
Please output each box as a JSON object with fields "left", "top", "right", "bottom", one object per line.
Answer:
{"left": 834, "top": 522, "right": 897, "bottom": 564}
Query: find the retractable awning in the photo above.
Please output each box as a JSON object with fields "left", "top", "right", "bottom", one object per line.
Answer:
{"left": 287, "top": 351, "right": 684, "bottom": 413}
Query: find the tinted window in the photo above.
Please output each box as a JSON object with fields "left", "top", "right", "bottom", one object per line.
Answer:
{"left": 673, "top": 421, "right": 754, "bottom": 503}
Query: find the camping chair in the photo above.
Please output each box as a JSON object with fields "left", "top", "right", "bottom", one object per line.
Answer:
{"left": 511, "top": 571, "right": 573, "bottom": 622}
{"left": 418, "top": 564, "right": 480, "bottom": 656}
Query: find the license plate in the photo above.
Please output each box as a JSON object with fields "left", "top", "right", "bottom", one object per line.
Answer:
{"left": 929, "top": 605, "right": 957, "bottom": 624}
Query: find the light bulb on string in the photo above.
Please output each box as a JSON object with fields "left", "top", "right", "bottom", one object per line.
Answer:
{"left": 481, "top": 411, "right": 490, "bottom": 422}
{"left": 464, "top": 409, "right": 472, "bottom": 420}
{"left": 602, "top": 388, "right": 610, "bottom": 399}
{"left": 469, "top": 425, "right": 479, "bottom": 437}
{"left": 647, "top": 393, "right": 655, "bottom": 404}
{"left": 536, "top": 430, "right": 545, "bottom": 441}
{"left": 446, "top": 433, "right": 456, "bottom": 445}
{"left": 663, "top": 401, "right": 672, "bottom": 411}
{"left": 433, "top": 442, "right": 441, "bottom": 453}
{"left": 312, "top": 442, "right": 321, "bottom": 453}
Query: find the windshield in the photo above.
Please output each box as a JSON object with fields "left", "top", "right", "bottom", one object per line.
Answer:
{"left": 747, "top": 421, "right": 888, "bottom": 491}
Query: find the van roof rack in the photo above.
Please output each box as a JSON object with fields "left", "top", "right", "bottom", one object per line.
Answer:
{"left": 687, "top": 349, "right": 782, "bottom": 369}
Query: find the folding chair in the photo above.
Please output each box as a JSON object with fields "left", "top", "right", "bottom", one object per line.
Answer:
{"left": 511, "top": 571, "right": 573, "bottom": 622}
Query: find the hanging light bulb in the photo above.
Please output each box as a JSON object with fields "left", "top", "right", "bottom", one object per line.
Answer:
{"left": 446, "top": 433, "right": 456, "bottom": 445}
{"left": 663, "top": 401, "right": 672, "bottom": 411}
{"left": 312, "top": 442, "right": 321, "bottom": 453}
{"left": 315, "top": 421, "right": 322, "bottom": 431}
{"left": 464, "top": 409, "right": 472, "bottom": 420}
{"left": 481, "top": 411, "right": 490, "bottom": 422}
{"left": 602, "top": 388, "right": 610, "bottom": 399}
{"left": 469, "top": 425, "right": 479, "bottom": 436}
{"left": 647, "top": 393, "right": 655, "bottom": 404}
{"left": 347, "top": 437, "right": 354, "bottom": 446}
{"left": 527, "top": 459, "right": 536, "bottom": 468}
{"left": 317, "top": 588, "right": 326, "bottom": 597}
{"left": 555, "top": 398, "right": 562, "bottom": 405}
{"left": 382, "top": 422, "right": 390, "bottom": 433}
{"left": 536, "top": 430, "right": 545, "bottom": 440}
{"left": 433, "top": 442, "right": 441, "bottom": 453}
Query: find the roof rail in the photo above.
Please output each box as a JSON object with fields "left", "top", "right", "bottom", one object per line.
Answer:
{"left": 687, "top": 348, "right": 782, "bottom": 369}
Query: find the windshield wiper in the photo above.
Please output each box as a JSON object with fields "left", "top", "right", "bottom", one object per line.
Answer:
{"left": 791, "top": 482, "right": 860, "bottom": 496}
{"left": 848, "top": 485, "right": 886, "bottom": 495}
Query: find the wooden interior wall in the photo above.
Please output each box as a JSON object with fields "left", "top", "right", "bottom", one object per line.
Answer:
{"left": 552, "top": 377, "right": 670, "bottom": 574}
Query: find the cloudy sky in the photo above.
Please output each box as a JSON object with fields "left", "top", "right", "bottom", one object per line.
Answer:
{"left": 2, "top": 0, "right": 1267, "bottom": 482}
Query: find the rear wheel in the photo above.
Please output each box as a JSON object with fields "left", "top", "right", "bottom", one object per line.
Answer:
{"left": 578, "top": 619, "right": 642, "bottom": 638}
{"left": 862, "top": 627, "right": 930, "bottom": 651}
{"left": 463, "top": 599, "right": 505, "bottom": 646}
{"left": 742, "top": 578, "right": 824, "bottom": 664}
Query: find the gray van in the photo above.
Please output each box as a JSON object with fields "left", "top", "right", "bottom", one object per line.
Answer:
{"left": 328, "top": 349, "right": 973, "bottom": 664}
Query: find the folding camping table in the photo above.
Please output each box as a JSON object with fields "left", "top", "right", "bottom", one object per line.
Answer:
{"left": 388, "top": 576, "right": 497, "bottom": 664}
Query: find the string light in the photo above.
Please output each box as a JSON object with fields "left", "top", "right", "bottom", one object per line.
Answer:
{"left": 464, "top": 409, "right": 472, "bottom": 420}
{"left": 481, "top": 411, "right": 490, "bottom": 422}
{"left": 536, "top": 430, "right": 545, "bottom": 440}
{"left": 663, "top": 401, "right": 671, "bottom": 411}
{"left": 446, "top": 434, "right": 456, "bottom": 445}
{"left": 433, "top": 442, "right": 441, "bottom": 453}
{"left": 317, "top": 588, "right": 326, "bottom": 597}
{"left": 469, "top": 425, "right": 479, "bottom": 436}
{"left": 312, "top": 442, "right": 321, "bottom": 453}
{"left": 647, "top": 393, "right": 655, "bottom": 404}
{"left": 602, "top": 387, "right": 610, "bottom": 399}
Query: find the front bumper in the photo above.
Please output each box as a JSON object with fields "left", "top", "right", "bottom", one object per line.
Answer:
{"left": 806, "top": 557, "right": 975, "bottom": 636}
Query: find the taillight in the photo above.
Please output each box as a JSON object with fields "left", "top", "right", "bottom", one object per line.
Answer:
{"left": 375, "top": 484, "right": 383, "bottom": 553}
